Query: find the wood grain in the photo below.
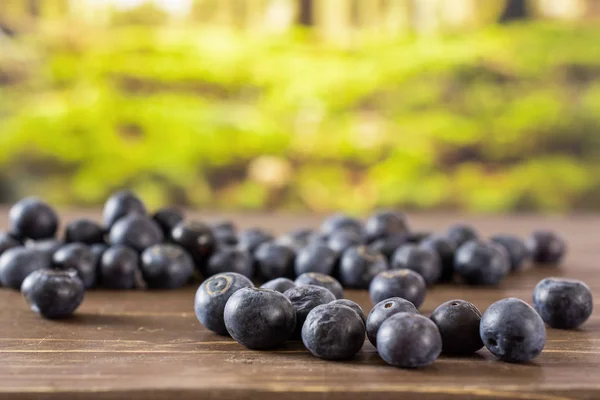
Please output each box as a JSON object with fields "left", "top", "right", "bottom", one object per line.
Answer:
{"left": 0, "top": 210, "right": 599, "bottom": 399}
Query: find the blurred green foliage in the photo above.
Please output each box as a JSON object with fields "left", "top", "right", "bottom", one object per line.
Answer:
{"left": 0, "top": 21, "right": 599, "bottom": 212}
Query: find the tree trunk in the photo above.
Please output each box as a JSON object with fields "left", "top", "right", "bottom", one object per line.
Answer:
{"left": 499, "top": 0, "right": 529, "bottom": 23}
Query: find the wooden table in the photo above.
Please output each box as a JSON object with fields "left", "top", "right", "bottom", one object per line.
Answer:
{"left": 0, "top": 211, "right": 598, "bottom": 399}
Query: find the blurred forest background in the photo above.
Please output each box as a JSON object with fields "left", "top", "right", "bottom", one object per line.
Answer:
{"left": 0, "top": 0, "right": 599, "bottom": 213}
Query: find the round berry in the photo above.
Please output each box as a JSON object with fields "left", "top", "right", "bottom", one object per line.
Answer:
{"left": 339, "top": 246, "right": 388, "bottom": 289}
{"left": 446, "top": 224, "right": 478, "bottom": 248}
{"left": 294, "top": 243, "right": 337, "bottom": 277}
{"left": 0, "top": 232, "right": 21, "bottom": 257}
{"left": 490, "top": 234, "right": 529, "bottom": 271}
{"left": 238, "top": 228, "right": 273, "bottom": 254}
{"left": 276, "top": 229, "right": 313, "bottom": 252}
{"left": 109, "top": 215, "right": 163, "bottom": 253}
{"left": 367, "top": 234, "right": 409, "bottom": 261}
{"left": 99, "top": 246, "right": 139, "bottom": 289}
{"left": 366, "top": 297, "right": 418, "bottom": 346}
{"left": 302, "top": 303, "right": 365, "bottom": 360}
{"left": 195, "top": 272, "right": 254, "bottom": 335}
{"left": 369, "top": 269, "right": 426, "bottom": 308}
{"left": 52, "top": 243, "right": 96, "bottom": 289}
{"left": 320, "top": 214, "right": 363, "bottom": 238}
{"left": 295, "top": 272, "right": 344, "bottom": 299}
{"left": 206, "top": 247, "right": 253, "bottom": 279}
{"left": 254, "top": 242, "right": 295, "bottom": 281}
{"left": 527, "top": 230, "right": 566, "bottom": 265}
{"left": 9, "top": 197, "right": 58, "bottom": 240}
{"left": 211, "top": 221, "right": 238, "bottom": 247}
{"left": 327, "top": 230, "right": 363, "bottom": 255}
{"left": 480, "top": 298, "right": 546, "bottom": 363}
{"left": 0, "top": 247, "right": 49, "bottom": 289}
{"left": 430, "top": 300, "right": 483, "bottom": 355}
{"left": 533, "top": 277, "right": 593, "bottom": 329}
{"left": 365, "top": 211, "right": 409, "bottom": 241}
{"left": 152, "top": 207, "right": 183, "bottom": 237}
{"left": 103, "top": 190, "right": 146, "bottom": 228}
{"left": 171, "top": 220, "right": 216, "bottom": 269}
{"left": 224, "top": 287, "right": 296, "bottom": 349}
{"left": 260, "top": 277, "right": 296, "bottom": 293}
{"left": 65, "top": 218, "right": 105, "bottom": 244}
{"left": 420, "top": 234, "right": 456, "bottom": 282}
{"left": 283, "top": 285, "right": 336, "bottom": 337}
{"left": 21, "top": 269, "right": 84, "bottom": 319}
{"left": 331, "top": 299, "right": 366, "bottom": 325}
{"left": 391, "top": 244, "right": 441, "bottom": 286}
{"left": 454, "top": 240, "right": 510, "bottom": 286}
{"left": 140, "top": 244, "right": 194, "bottom": 289}
{"left": 377, "top": 313, "right": 442, "bottom": 368}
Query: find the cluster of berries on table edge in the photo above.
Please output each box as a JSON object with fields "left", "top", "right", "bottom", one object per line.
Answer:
{"left": 0, "top": 191, "right": 593, "bottom": 368}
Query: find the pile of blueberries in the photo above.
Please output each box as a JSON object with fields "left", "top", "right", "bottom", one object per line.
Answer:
{"left": 0, "top": 191, "right": 594, "bottom": 369}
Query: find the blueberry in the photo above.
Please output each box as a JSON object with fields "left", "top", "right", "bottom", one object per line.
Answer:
{"left": 294, "top": 243, "right": 337, "bottom": 276}
{"left": 52, "top": 243, "right": 96, "bottom": 289}
{"left": 206, "top": 247, "right": 253, "bottom": 278}
{"left": 21, "top": 269, "right": 84, "bottom": 319}
{"left": 0, "top": 232, "right": 20, "bottom": 256}
{"left": 276, "top": 229, "right": 313, "bottom": 252}
{"left": 369, "top": 269, "right": 426, "bottom": 308}
{"left": 447, "top": 224, "right": 478, "bottom": 248}
{"left": 480, "top": 298, "right": 546, "bottom": 363}
{"left": 533, "top": 277, "right": 593, "bottom": 329}
{"left": 295, "top": 272, "right": 344, "bottom": 299}
{"left": 490, "top": 234, "right": 529, "bottom": 271}
{"left": 195, "top": 272, "right": 254, "bottom": 335}
{"left": 367, "top": 234, "right": 410, "bottom": 261}
{"left": 339, "top": 245, "right": 388, "bottom": 289}
{"left": 391, "top": 244, "right": 441, "bottom": 286}
{"left": 103, "top": 190, "right": 147, "bottom": 228}
{"left": 224, "top": 287, "right": 296, "bottom": 349}
{"left": 0, "top": 247, "right": 49, "bottom": 289}
{"left": 9, "top": 197, "right": 58, "bottom": 240}
{"left": 406, "top": 231, "right": 432, "bottom": 244}
{"left": 254, "top": 242, "right": 295, "bottom": 281}
{"left": 284, "top": 285, "right": 336, "bottom": 337}
{"left": 430, "top": 300, "right": 484, "bottom": 355}
{"left": 152, "top": 207, "right": 183, "bottom": 237}
{"left": 377, "top": 312, "right": 442, "bottom": 368}
{"left": 99, "top": 245, "right": 139, "bottom": 289}
{"left": 302, "top": 303, "right": 365, "bottom": 360}
{"left": 260, "top": 277, "right": 296, "bottom": 293}
{"left": 366, "top": 297, "right": 419, "bottom": 346}
{"left": 327, "top": 230, "right": 363, "bottom": 255}
{"left": 170, "top": 220, "right": 215, "bottom": 270}
{"left": 365, "top": 210, "right": 409, "bottom": 242}
{"left": 238, "top": 228, "right": 273, "bottom": 254}
{"left": 211, "top": 221, "right": 238, "bottom": 247}
{"left": 320, "top": 213, "right": 363, "bottom": 238}
{"left": 454, "top": 240, "right": 510, "bottom": 286}
{"left": 90, "top": 243, "right": 107, "bottom": 280}
{"left": 65, "top": 218, "right": 105, "bottom": 244}
{"left": 109, "top": 214, "right": 164, "bottom": 253}
{"left": 140, "top": 244, "right": 194, "bottom": 289}
{"left": 420, "top": 234, "right": 456, "bottom": 282}
{"left": 526, "top": 230, "right": 566, "bottom": 265}
{"left": 331, "top": 299, "right": 366, "bottom": 325}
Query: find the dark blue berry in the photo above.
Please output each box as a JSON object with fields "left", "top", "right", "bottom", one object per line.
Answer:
{"left": 260, "top": 277, "right": 296, "bottom": 293}
{"left": 369, "top": 269, "right": 426, "bottom": 308}
{"left": 420, "top": 234, "right": 456, "bottom": 282}
{"left": 320, "top": 214, "right": 363, "bottom": 238}
{"left": 302, "top": 303, "right": 365, "bottom": 360}
{"left": 284, "top": 285, "right": 335, "bottom": 337}
{"left": 365, "top": 211, "right": 409, "bottom": 242}
{"left": 170, "top": 220, "right": 215, "bottom": 270}
{"left": 103, "top": 190, "right": 146, "bottom": 228}
{"left": 224, "top": 287, "right": 296, "bottom": 349}
{"left": 0, "top": 232, "right": 20, "bottom": 256}
{"left": 52, "top": 243, "right": 96, "bottom": 289}
{"left": 140, "top": 244, "right": 194, "bottom": 289}
{"left": 99, "top": 245, "right": 139, "bottom": 289}
{"left": 339, "top": 246, "right": 388, "bottom": 289}
{"left": 454, "top": 240, "right": 510, "bottom": 286}
{"left": 446, "top": 224, "right": 478, "bottom": 248}
{"left": 367, "top": 234, "right": 410, "bottom": 261}
{"left": 327, "top": 230, "right": 363, "bottom": 255}
{"left": 276, "top": 229, "right": 313, "bottom": 252}
{"left": 0, "top": 247, "right": 49, "bottom": 289}
{"left": 294, "top": 243, "right": 337, "bottom": 276}
{"left": 152, "top": 207, "right": 183, "bottom": 237}
{"left": 109, "top": 215, "right": 164, "bottom": 253}
{"left": 238, "top": 228, "right": 273, "bottom": 254}
{"left": 480, "top": 298, "right": 546, "bottom": 363}
{"left": 254, "top": 242, "right": 295, "bottom": 281}
{"left": 430, "top": 299, "right": 483, "bottom": 355}
{"left": 366, "top": 297, "right": 419, "bottom": 346}
{"left": 21, "top": 269, "right": 84, "bottom": 319}
{"left": 377, "top": 312, "right": 442, "bottom": 368}
{"left": 490, "top": 234, "right": 529, "bottom": 271}
{"left": 206, "top": 247, "right": 253, "bottom": 278}
{"left": 28, "top": 239, "right": 63, "bottom": 263}
{"left": 533, "top": 277, "right": 593, "bottom": 329}
{"left": 9, "top": 197, "right": 58, "bottom": 240}
{"left": 211, "top": 221, "right": 238, "bottom": 247}
{"left": 65, "top": 219, "right": 105, "bottom": 244}
{"left": 406, "top": 231, "right": 432, "bottom": 244}
{"left": 391, "top": 244, "right": 441, "bottom": 285}
{"left": 295, "top": 272, "right": 344, "bottom": 299}
{"left": 195, "top": 272, "right": 253, "bottom": 335}
{"left": 331, "top": 299, "right": 366, "bottom": 325}
{"left": 527, "top": 230, "right": 566, "bottom": 265}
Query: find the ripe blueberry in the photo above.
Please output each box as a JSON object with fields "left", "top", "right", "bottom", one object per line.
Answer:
{"left": 9, "top": 197, "right": 58, "bottom": 240}
{"left": 320, "top": 213, "right": 363, "bottom": 238}
{"left": 65, "top": 218, "right": 105, "bottom": 245}
{"left": 170, "top": 220, "right": 215, "bottom": 269}
{"left": 284, "top": 285, "right": 336, "bottom": 337}
{"left": 206, "top": 247, "right": 253, "bottom": 279}
{"left": 109, "top": 215, "right": 164, "bottom": 253}
{"left": 140, "top": 244, "right": 194, "bottom": 289}
{"left": 369, "top": 269, "right": 426, "bottom": 308}
{"left": 365, "top": 211, "right": 409, "bottom": 242}
{"left": 446, "top": 224, "right": 478, "bottom": 248}
{"left": 238, "top": 228, "right": 273, "bottom": 254}
{"left": 430, "top": 299, "right": 483, "bottom": 355}
{"left": 391, "top": 244, "right": 441, "bottom": 286}
{"left": 152, "top": 207, "right": 183, "bottom": 237}
{"left": 0, "top": 247, "right": 49, "bottom": 289}
{"left": 211, "top": 221, "right": 238, "bottom": 247}
{"left": 527, "top": 230, "right": 566, "bottom": 265}
{"left": 260, "top": 277, "right": 296, "bottom": 293}
{"left": 99, "top": 245, "right": 139, "bottom": 289}
{"left": 420, "top": 234, "right": 456, "bottom": 282}
{"left": 295, "top": 272, "right": 344, "bottom": 299}
{"left": 454, "top": 240, "right": 510, "bottom": 286}
{"left": 366, "top": 297, "right": 419, "bottom": 346}
{"left": 52, "top": 243, "right": 96, "bottom": 289}
{"left": 339, "top": 245, "right": 388, "bottom": 289}
{"left": 254, "top": 242, "right": 295, "bottom": 281}
{"left": 490, "top": 234, "right": 529, "bottom": 271}
{"left": 0, "top": 232, "right": 20, "bottom": 257}
{"left": 367, "top": 234, "right": 410, "bottom": 261}
{"left": 331, "top": 299, "right": 366, "bottom": 325}
{"left": 294, "top": 243, "right": 337, "bottom": 276}
{"left": 103, "top": 190, "right": 146, "bottom": 228}
{"left": 533, "top": 277, "right": 593, "bottom": 329}
{"left": 21, "top": 269, "right": 84, "bottom": 319}
{"left": 327, "top": 230, "right": 363, "bottom": 255}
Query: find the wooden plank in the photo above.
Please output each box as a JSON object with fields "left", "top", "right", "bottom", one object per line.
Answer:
{"left": 0, "top": 210, "right": 599, "bottom": 399}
